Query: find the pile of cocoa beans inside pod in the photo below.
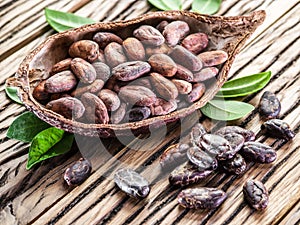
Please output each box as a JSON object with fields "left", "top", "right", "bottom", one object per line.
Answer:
{"left": 33, "top": 20, "right": 228, "bottom": 124}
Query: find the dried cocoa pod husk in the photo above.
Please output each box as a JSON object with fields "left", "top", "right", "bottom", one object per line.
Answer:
{"left": 44, "top": 70, "right": 77, "bottom": 93}
{"left": 69, "top": 40, "right": 99, "bottom": 63}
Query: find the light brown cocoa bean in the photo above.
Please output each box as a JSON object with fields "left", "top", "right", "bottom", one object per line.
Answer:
{"left": 119, "top": 85, "right": 156, "bottom": 106}
{"left": 193, "top": 67, "right": 219, "bottom": 82}
{"left": 112, "top": 61, "right": 151, "bottom": 81}
{"left": 69, "top": 40, "right": 99, "bottom": 62}
{"left": 33, "top": 80, "right": 50, "bottom": 101}
{"left": 44, "top": 70, "right": 77, "bottom": 93}
{"left": 92, "top": 62, "right": 111, "bottom": 82}
{"left": 163, "top": 21, "right": 189, "bottom": 47}
{"left": 174, "top": 64, "right": 194, "bottom": 82}
{"left": 94, "top": 49, "right": 106, "bottom": 63}
{"left": 133, "top": 25, "right": 165, "bottom": 46}
{"left": 145, "top": 44, "right": 171, "bottom": 57}
{"left": 51, "top": 58, "right": 72, "bottom": 74}
{"left": 131, "top": 77, "right": 152, "bottom": 90}
{"left": 181, "top": 33, "right": 208, "bottom": 54}
{"left": 71, "top": 58, "right": 96, "bottom": 84}
{"left": 187, "top": 83, "right": 206, "bottom": 102}
{"left": 169, "top": 46, "right": 203, "bottom": 71}
{"left": 148, "top": 54, "right": 177, "bottom": 77}
{"left": 110, "top": 103, "right": 127, "bottom": 124}
{"left": 150, "top": 98, "right": 177, "bottom": 116}
{"left": 93, "top": 32, "right": 123, "bottom": 49}
{"left": 81, "top": 93, "right": 109, "bottom": 124}
{"left": 197, "top": 50, "right": 228, "bottom": 67}
{"left": 104, "top": 42, "right": 127, "bottom": 68}
{"left": 150, "top": 72, "right": 178, "bottom": 100}
{"left": 104, "top": 76, "right": 117, "bottom": 90}
{"left": 98, "top": 89, "right": 120, "bottom": 111}
{"left": 46, "top": 97, "right": 85, "bottom": 119}
{"left": 71, "top": 79, "right": 104, "bottom": 96}
{"left": 156, "top": 20, "right": 169, "bottom": 32}
{"left": 171, "top": 79, "right": 192, "bottom": 94}
{"left": 123, "top": 37, "right": 145, "bottom": 61}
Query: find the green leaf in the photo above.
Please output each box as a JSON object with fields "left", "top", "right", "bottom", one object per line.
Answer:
{"left": 216, "top": 71, "right": 271, "bottom": 98}
{"left": 148, "top": 0, "right": 172, "bottom": 10}
{"left": 200, "top": 99, "right": 255, "bottom": 121}
{"left": 45, "top": 8, "right": 95, "bottom": 32}
{"left": 7, "top": 112, "right": 51, "bottom": 142}
{"left": 5, "top": 86, "right": 22, "bottom": 104}
{"left": 26, "top": 128, "right": 73, "bottom": 169}
{"left": 192, "top": 0, "right": 222, "bottom": 15}
{"left": 161, "top": 0, "right": 182, "bottom": 10}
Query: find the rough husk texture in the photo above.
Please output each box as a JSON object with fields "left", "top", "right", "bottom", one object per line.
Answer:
{"left": 8, "top": 10, "right": 266, "bottom": 137}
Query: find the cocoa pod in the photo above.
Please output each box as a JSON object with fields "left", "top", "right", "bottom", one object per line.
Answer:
{"left": 171, "top": 79, "right": 192, "bottom": 94}
{"left": 104, "top": 42, "right": 127, "bottom": 68}
{"left": 93, "top": 32, "right": 123, "bottom": 49}
{"left": 174, "top": 64, "right": 194, "bottom": 82}
{"left": 112, "top": 61, "right": 151, "bottom": 81}
{"left": 150, "top": 72, "right": 178, "bottom": 100}
{"left": 193, "top": 67, "right": 219, "bottom": 82}
{"left": 123, "top": 37, "right": 146, "bottom": 61}
{"left": 119, "top": 85, "right": 156, "bottom": 106}
{"left": 46, "top": 97, "right": 85, "bottom": 119}
{"left": 70, "top": 58, "right": 97, "bottom": 84}
{"left": 150, "top": 98, "right": 177, "bottom": 116}
{"left": 181, "top": 33, "right": 208, "bottom": 54}
{"left": 145, "top": 43, "right": 171, "bottom": 57}
{"left": 69, "top": 40, "right": 99, "bottom": 62}
{"left": 110, "top": 103, "right": 127, "bottom": 124}
{"left": 163, "top": 21, "right": 189, "bottom": 47}
{"left": 98, "top": 89, "right": 120, "bottom": 111}
{"left": 44, "top": 70, "right": 77, "bottom": 93}
{"left": 51, "top": 58, "right": 72, "bottom": 74}
{"left": 187, "top": 83, "right": 206, "bottom": 102}
{"left": 169, "top": 46, "right": 203, "bottom": 71}
{"left": 33, "top": 80, "right": 50, "bottom": 101}
{"left": 148, "top": 54, "right": 177, "bottom": 77}
{"left": 71, "top": 79, "right": 104, "bottom": 96}
{"left": 133, "top": 25, "right": 165, "bottom": 46}
{"left": 81, "top": 93, "right": 109, "bottom": 124}
{"left": 92, "top": 62, "right": 111, "bottom": 82}
{"left": 198, "top": 50, "right": 228, "bottom": 67}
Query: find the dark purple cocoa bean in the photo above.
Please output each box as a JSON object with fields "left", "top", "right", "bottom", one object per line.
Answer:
{"left": 187, "top": 146, "right": 218, "bottom": 171}
{"left": 193, "top": 67, "right": 219, "bottom": 82}
{"left": 169, "top": 162, "right": 213, "bottom": 187}
{"left": 110, "top": 103, "right": 127, "bottom": 124}
{"left": 33, "top": 80, "right": 50, "bottom": 101}
{"left": 241, "top": 141, "right": 277, "bottom": 163}
{"left": 181, "top": 33, "right": 208, "bottom": 54}
{"left": 112, "top": 61, "right": 151, "bottom": 81}
{"left": 178, "top": 187, "right": 227, "bottom": 209}
{"left": 169, "top": 46, "right": 203, "bottom": 71}
{"left": 69, "top": 40, "right": 99, "bottom": 62}
{"left": 93, "top": 32, "right": 123, "bottom": 49}
{"left": 186, "top": 83, "right": 205, "bottom": 103}
{"left": 220, "top": 154, "right": 247, "bottom": 175}
{"left": 214, "top": 126, "right": 255, "bottom": 142}
{"left": 261, "top": 119, "right": 294, "bottom": 140}
{"left": 125, "top": 106, "right": 151, "bottom": 122}
{"left": 150, "top": 72, "right": 178, "bottom": 100}
{"left": 123, "top": 37, "right": 146, "bottom": 61}
{"left": 219, "top": 133, "right": 245, "bottom": 156}
{"left": 98, "top": 89, "right": 120, "bottom": 111}
{"left": 163, "top": 21, "right": 190, "bottom": 47}
{"left": 171, "top": 79, "right": 192, "bottom": 94}
{"left": 51, "top": 58, "right": 72, "bottom": 74}
{"left": 174, "top": 64, "right": 194, "bottom": 82}
{"left": 198, "top": 50, "right": 228, "bottom": 67}
{"left": 160, "top": 143, "right": 189, "bottom": 169}
{"left": 71, "top": 58, "right": 96, "bottom": 84}
{"left": 190, "top": 123, "right": 207, "bottom": 147}
{"left": 46, "top": 97, "right": 85, "bottom": 119}
{"left": 104, "top": 42, "right": 127, "bottom": 68}
{"left": 92, "top": 62, "right": 111, "bottom": 82}
{"left": 81, "top": 93, "right": 109, "bottom": 124}
{"left": 133, "top": 25, "right": 165, "bottom": 46}
{"left": 148, "top": 54, "right": 177, "bottom": 77}
{"left": 150, "top": 98, "right": 177, "bottom": 116}
{"left": 64, "top": 158, "right": 92, "bottom": 186}
{"left": 44, "top": 70, "right": 77, "bottom": 93}
{"left": 119, "top": 85, "right": 156, "bottom": 106}
{"left": 243, "top": 179, "right": 269, "bottom": 210}
{"left": 259, "top": 91, "right": 281, "bottom": 119}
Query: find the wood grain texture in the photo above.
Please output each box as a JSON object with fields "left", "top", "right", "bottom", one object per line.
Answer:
{"left": 0, "top": 0, "right": 299, "bottom": 225}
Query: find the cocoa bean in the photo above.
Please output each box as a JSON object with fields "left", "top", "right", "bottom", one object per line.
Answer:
{"left": 171, "top": 79, "right": 192, "bottom": 94}
{"left": 70, "top": 58, "right": 96, "bottom": 84}
{"left": 110, "top": 103, "right": 127, "bottom": 124}
{"left": 150, "top": 98, "right": 177, "bottom": 116}
{"left": 186, "top": 83, "right": 205, "bottom": 102}
{"left": 119, "top": 85, "right": 156, "bottom": 106}
{"left": 93, "top": 32, "right": 123, "bottom": 49}
{"left": 92, "top": 62, "right": 111, "bottom": 82}
{"left": 198, "top": 50, "right": 228, "bottom": 67}
{"left": 71, "top": 79, "right": 104, "bottom": 96}
{"left": 148, "top": 54, "right": 177, "bottom": 77}
{"left": 33, "top": 80, "right": 50, "bottom": 101}
{"left": 150, "top": 72, "right": 178, "bottom": 100}
{"left": 156, "top": 20, "right": 169, "bottom": 32}
{"left": 181, "top": 33, "right": 208, "bottom": 54}
{"left": 69, "top": 40, "right": 99, "bottom": 62}
{"left": 98, "top": 89, "right": 120, "bottom": 111}
{"left": 51, "top": 58, "right": 72, "bottom": 74}
{"left": 123, "top": 37, "right": 146, "bottom": 61}
{"left": 44, "top": 70, "right": 77, "bottom": 93}
{"left": 125, "top": 106, "right": 151, "bottom": 122}
{"left": 174, "top": 64, "right": 194, "bottom": 82}
{"left": 133, "top": 25, "right": 165, "bottom": 46}
{"left": 163, "top": 21, "right": 190, "bottom": 47}
{"left": 112, "top": 61, "right": 151, "bottom": 81}
{"left": 193, "top": 67, "right": 219, "bottom": 82}
{"left": 104, "top": 42, "right": 127, "bottom": 68}
{"left": 145, "top": 43, "right": 171, "bottom": 57}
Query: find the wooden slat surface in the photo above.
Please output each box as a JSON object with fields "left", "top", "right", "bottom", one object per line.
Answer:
{"left": 0, "top": 0, "right": 299, "bottom": 225}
